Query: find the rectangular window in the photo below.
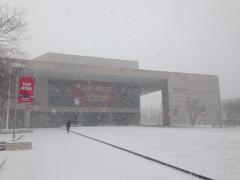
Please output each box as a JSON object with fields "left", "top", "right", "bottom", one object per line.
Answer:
{"left": 48, "top": 79, "right": 140, "bottom": 108}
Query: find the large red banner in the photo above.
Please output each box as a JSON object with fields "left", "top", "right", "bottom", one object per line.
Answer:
{"left": 72, "top": 82, "right": 120, "bottom": 106}
{"left": 18, "top": 76, "right": 35, "bottom": 103}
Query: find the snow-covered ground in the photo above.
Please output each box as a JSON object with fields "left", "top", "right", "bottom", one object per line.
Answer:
{"left": 0, "top": 128, "right": 198, "bottom": 180}
{"left": 72, "top": 126, "right": 240, "bottom": 180}
{"left": 0, "top": 152, "right": 7, "bottom": 167}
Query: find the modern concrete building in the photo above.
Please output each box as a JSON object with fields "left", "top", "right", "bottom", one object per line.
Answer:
{"left": 0, "top": 52, "right": 222, "bottom": 128}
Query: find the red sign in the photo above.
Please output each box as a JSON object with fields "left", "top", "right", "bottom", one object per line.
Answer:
{"left": 18, "top": 76, "right": 35, "bottom": 103}
{"left": 72, "top": 82, "right": 121, "bottom": 106}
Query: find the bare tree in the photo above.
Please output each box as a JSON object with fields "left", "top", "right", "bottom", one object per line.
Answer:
{"left": 0, "top": 4, "right": 27, "bottom": 128}
{"left": 186, "top": 100, "right": 206, "bottom": 126}
{"left": 223, "top": 101, "right": 240, "bottom": 126}
{"left": 0, "top": 4, "right": 27, "bottom": 58}
{"left": 0, "top": 4, "right": 27, "bottom": 98}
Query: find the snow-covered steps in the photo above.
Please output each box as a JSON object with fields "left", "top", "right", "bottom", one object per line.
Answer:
{"left": 0, "top": 129, "right": 33, "bottom": 134}
{"left": 0, "top": 141, "right": 32, "bottom": 151}
{"left": 0, "top": 142, "right": 6, "bottom": 151}
{"left": 6, "top": 141, "right": 32, "bottom": 151}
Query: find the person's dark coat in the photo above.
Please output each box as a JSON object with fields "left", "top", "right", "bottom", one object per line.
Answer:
{"left": 66, "top": 120, "right": 72, "bottom": 133}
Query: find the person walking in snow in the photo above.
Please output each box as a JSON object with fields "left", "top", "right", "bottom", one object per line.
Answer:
{"left": 66, "top": 119, "right": 72, "bottom": 133}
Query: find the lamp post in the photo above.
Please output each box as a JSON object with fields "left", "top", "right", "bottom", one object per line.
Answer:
{"left": 12, "top": 69, "right": 19, "bottom": 140}
{"left": 10, "top": 63, "right": 24, "bottom": 141}
{"left": 6, "top": 66, "right": 12, "bottom": 129}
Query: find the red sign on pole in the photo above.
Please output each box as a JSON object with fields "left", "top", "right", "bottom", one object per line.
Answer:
{"left": 18, "top": 76, "right": 35, "bottom": 103}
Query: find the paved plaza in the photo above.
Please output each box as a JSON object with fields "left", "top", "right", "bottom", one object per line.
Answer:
{"left": 0, "top": 128, "right": 198, "bottom": 180}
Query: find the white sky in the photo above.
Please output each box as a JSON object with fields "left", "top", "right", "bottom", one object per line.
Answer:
{"left": 3, "top": 0, "right": 240, "bottom": 108}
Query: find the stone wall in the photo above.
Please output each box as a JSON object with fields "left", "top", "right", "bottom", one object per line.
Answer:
{"left": 167, "top": 73, "right": 222, "bottom": 126}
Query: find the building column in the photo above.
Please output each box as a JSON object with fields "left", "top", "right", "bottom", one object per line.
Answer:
{"left": 162, "top": 80, "right": 170, "bottom": 126}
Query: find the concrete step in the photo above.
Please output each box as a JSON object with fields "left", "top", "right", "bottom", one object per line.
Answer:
{"left": 0, "top": 141, "right": 6, "bottom": 151}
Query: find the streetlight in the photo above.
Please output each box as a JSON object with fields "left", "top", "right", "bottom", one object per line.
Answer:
{"left": 6, "top": 65, "right": 12, "bottom": 129}
{"left": 8, "top": 62, "right": 25, "bottom": 141}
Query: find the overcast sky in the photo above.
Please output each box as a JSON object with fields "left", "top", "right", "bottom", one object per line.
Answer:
{"left": 4, "top": 0, "right": 240, "bottom": 108}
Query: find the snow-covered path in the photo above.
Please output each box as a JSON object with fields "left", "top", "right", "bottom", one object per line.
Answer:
{"left": 0, "top": 128, "right": 198, "bottom": 180}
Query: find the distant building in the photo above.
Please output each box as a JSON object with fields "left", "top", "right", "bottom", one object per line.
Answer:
{"left": 141, "top": 108, "right": 162, "bottom": 126}
{"left": 0, "top": 52, "right": 222, "bottom": 128}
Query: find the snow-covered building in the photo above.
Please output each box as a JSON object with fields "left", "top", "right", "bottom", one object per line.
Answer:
{"left": 0, "top": 53, "right": 222, "bottom": 128}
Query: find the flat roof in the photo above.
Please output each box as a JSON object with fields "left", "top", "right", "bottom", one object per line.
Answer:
{"left": 33, "top": 52, "right": 139, "bottom": 69}
{"left": 1, "top": 54, "right": 219, "bottom": 95}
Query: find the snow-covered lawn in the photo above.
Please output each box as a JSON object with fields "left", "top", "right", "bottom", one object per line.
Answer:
{"left": 0, "top": 128, "right": 198, "bottom": 180}
{"left": 72, "top": 126, "right": 240, "bottom": 180}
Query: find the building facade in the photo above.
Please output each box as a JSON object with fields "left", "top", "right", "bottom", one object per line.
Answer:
{"left": 0, "top": 53, "right": 222, "bottom": 128}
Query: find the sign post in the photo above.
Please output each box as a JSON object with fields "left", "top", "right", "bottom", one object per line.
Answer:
{"left": 12, "top": 71, "right": 19, "bottom": 140}
{"left": 12, "top": 75, "right": 34, "bottom": 141}
{"left": 10, "top": 63, "right": 25, "bottom": 140}
{"left": 26, "top": 103, "right": 33, "bottom": 111}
